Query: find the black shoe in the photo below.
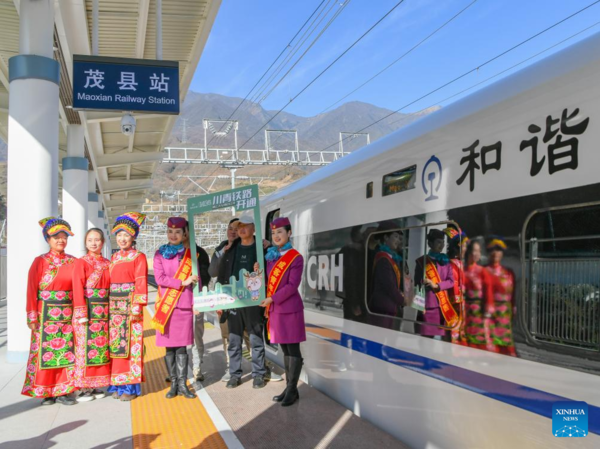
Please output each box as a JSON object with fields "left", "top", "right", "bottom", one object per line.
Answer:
{"left": 56, "top": 395, "right": 77, "bottom": 406}
{"left": 281, "top": 357, "right": 303, "bottom": 407}
{"left": 253, "top": 376, "right": 265, "bottom": 389}
{"left": 165, "top": 352, "right": 178, "bottom": 399}
{"left": 226, "top": 377, "right": 241, "bottom": 389}
{"left": 176, "top": 353, "right": 196, "bottom": 399}
{"left": 41, "top": 397, "right": 55, "bottom": 406}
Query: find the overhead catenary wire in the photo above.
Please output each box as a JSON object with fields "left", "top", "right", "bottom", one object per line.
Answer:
{"left": 251, "top": 0, "right": 351, "bottom": 106}
{"left": 237, "top": 0, "right": 408, "bottom": 151}
{"left": 248, "top": 0, "right": 342, "bottom": 105}
{"left": 318, "top": 0, "right": 478, "bottom": 115}
{"left": 386, "top": 19, "right": 600, "bottom": 129}
{"left": 317, "top": 0, "right": 600, "bottom": 154}
{"left": 205, "top": 0, "right": 330, "bottom": 149}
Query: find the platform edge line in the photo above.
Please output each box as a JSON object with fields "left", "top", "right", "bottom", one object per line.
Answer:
{"left": 195, "top": 384, "right": 245, "bottom": 449}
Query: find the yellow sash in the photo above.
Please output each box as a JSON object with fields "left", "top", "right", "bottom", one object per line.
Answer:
{"left": 266, "top": 249, "right": 301, "bottom": 340}
{"left": 424, "top": 257, "right": 459, "bottom": 328}
{"left": 151, "top": 248, "right": 192, "bottom": 334}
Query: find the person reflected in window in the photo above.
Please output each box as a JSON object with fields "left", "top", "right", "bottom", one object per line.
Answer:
{"left": 485, "top": 237, "right": 517, "bottom": 356}
{"left": 368, "top": 223, "right": 404, "bottom": 330}
{"left": 444, "top": 228, "right": 468, "bottom": 345}
{"left": 339, "top": 226, "right": 367, "bottom": 323}
{"left": 415, "top": 229, "right": 455, "bottom": 339}
{"left": 464, "top": 240, "right": 494, "bottom": 350}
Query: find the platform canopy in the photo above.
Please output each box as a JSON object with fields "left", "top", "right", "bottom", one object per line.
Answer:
{"left": 0, "top": 0, "right": 220, "bottom": 227}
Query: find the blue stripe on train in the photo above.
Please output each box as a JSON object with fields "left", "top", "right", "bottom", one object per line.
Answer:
{"left": 306, "top": 324, "right": 600, "bottom": 436}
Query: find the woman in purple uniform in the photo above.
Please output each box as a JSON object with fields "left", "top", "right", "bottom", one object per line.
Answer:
{"left": 152, "top": 217, "right": 199, "bottom": 399}
{"left": 260, "top": 217, "right": 305, "bottom": 407}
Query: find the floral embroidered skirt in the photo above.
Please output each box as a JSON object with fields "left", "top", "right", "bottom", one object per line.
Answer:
{"left": 109, "top": 283, "right": 144, "bottom": 386}
{"left": 465, "top": 297, "right": 488, "bottom": 349}
{"left": 22, "top": 294, "right": 76, "bottom": 398}
{"left": 73, "top": 289, "right": 111, "bottom": 388}
{"left": 488, "top": 300, "right": 516, "bottom": 356}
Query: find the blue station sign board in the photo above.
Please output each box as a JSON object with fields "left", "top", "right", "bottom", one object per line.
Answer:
{"left": 72, "top": 55, "right": 179, "bottom": 114}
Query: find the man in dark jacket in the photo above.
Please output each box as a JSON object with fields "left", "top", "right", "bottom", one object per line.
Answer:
{"left": 192, "top": 242, "right": 211, "bottom": 381}
{"left": 217, "top": 214, "right": 268, "bottom": 389}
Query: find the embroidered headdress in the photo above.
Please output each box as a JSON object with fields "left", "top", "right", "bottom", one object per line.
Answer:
{"left": 443, "top": 227, "right": 469, "bottom": 245}
{"left": 487, "top": 235, "right": 508, "bottom": 251}
{"left": 111, "top": 212, "right": 146, "bottom": 238}
{"left": 39, "top": 217, "right": 74, "bottom": 239}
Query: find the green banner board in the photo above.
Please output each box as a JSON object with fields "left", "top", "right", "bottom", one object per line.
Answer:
{"left": 188, "top": 185, "right": 266, "bottom": 313}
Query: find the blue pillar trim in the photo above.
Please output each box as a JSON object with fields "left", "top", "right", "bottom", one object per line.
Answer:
{"left": 88, "top": 193, "right": 99, "bottom": 202}
{"left": 98, "top": 210, "right": 104, "bottom": 218}
{"left": 62, "top": 157, "right": 88, "bottom": 171}
{"left": 9, "top": 55, "right": 60, "bottom": 85}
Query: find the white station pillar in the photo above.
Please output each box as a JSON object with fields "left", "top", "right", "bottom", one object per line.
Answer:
{"left": 97, "top": 209, "right": 105, "bottom": 235}
{"left": 88, "top": 170, "right": 99, "bottom": 231}
{"left": 62, "top": 124, "right": 88, "bottom": 256}
{"left": 7, "top": 0, "right": 60, "bottom": 361}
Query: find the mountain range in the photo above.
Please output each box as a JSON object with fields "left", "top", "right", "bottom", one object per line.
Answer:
{"left": 0, "top": 93, "right": 440, "bottom": 199}
{"left": 168, "top": 91, "right": 439, "bottom": 153}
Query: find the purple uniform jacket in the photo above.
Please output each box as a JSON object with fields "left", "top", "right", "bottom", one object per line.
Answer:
{"left": 153, "top": 250, "right": 199, "bottom": 347}
{"left": 415, "top": 256, "right": 454, "bottom": 336}
{"left": 267, "top": 253, "right": 306, "bottom": 344}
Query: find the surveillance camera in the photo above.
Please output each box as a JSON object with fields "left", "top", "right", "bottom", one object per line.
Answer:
{"left": 121, "top": 114, "right": 136, "bottom": 136}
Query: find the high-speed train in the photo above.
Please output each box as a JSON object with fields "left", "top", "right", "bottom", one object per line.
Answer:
{"left": 259, "top": 31, "right": 600, "bottom": 448}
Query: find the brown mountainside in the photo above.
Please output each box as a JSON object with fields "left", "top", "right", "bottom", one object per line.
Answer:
{"left": 153, "top": 92, "right": 439, "bottom": 199}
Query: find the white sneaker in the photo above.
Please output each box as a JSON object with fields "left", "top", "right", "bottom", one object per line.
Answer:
{"left": 221, "top": 371, "right": 231, "bottom": 382}
{"left": 92, "top": 389, "right": 106, "bottom": 399}
{"left": 76, "top": 390, "right": 95, "bottom": 402}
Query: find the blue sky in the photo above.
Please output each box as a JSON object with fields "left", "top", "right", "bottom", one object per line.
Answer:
{"left": 190, "top": 0, "right": 600, "bottom": 118}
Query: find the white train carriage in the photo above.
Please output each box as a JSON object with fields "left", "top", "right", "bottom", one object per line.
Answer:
{"left": 260, "top": 31, "right": 600, "bottom": 448}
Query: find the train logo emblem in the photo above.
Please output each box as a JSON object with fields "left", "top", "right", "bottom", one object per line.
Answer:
{"left": 552, "top": 401, "right": 588, "bottom": 437}
{"left": 422, "top": 155, "right": 443, "bottom": 201}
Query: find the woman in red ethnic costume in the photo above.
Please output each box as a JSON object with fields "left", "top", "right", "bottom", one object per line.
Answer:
{"left": 443, "top": 228, "right": 468, "bottom": 345}
{"left": 107, "top": 212, "right": 148, "bottom": 401}
{"left": 260, "top": 217, "right": 306, "bottom": 407}
{"left": 485, "top": 237, "right": 517, "bottom": 357}
{"left": 463, "top": 240, "right": 494, "bottom": 350}
{"left": 22, "top": 217, "right": 78, "bottom": 406}
{"left": 72, "top": 228, "right": 111, "bottom": 402}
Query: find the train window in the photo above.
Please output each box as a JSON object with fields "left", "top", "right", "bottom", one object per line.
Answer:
{"left": 364, "top": 220, "right": 464, "bottom": 339}
{"left": 366, "top": 182, "right": 373, "bottom": 198}
{"left": 524, "top": 203, "right": 600, "bottom": 352}
{"left": 265, "top": 209, "right": 280, "bottom": 243}
{"left": 382, "top": 165, "right": 416, "bottom": 197}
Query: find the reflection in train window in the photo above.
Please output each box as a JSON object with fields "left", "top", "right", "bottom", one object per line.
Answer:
{"left": 364, "top": 221, "right": 464, "bottom": 340}
{"left": 366, "top": 182, "right": 373, "bottom": 198}
{"left": 265, "top": 209, "right": 280, "bottom": 244}
{"left": 382, "top": 165, "right": 416, "bottom": 197}
{"left": 524, "top": 203, "right": 600, "bottom": 352}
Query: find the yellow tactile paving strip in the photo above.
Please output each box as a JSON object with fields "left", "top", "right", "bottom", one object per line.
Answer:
{"left": 131, "top": 309, "right": 227, "bottom": 449}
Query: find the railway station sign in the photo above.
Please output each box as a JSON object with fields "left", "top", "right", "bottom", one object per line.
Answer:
{"left": 72, "top": 55, "right": 179, "bottom": 114}
{"left": 187, "top": 185, "right": 266, "bottom": 312}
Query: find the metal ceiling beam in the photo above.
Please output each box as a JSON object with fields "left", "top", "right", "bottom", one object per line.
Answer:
{"left": 96, "top": 152, "right": 164, "bottom": 168}
{"left": 105, "top": 198, "right": 146, "bottom": 208}
{"left": 101, "top": 179, "right": 153, "bottom": 193}
{"left": 85, "top": 112, "right": 164, "bottom": 123}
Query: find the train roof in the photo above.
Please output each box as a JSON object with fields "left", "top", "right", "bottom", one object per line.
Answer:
{"left": 263, "top": 30, "right": 600, "bottom": 208}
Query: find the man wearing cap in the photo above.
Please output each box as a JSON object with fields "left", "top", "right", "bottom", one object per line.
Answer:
{"left": 217, "top": 213, "right": 268, "bottom": 389}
